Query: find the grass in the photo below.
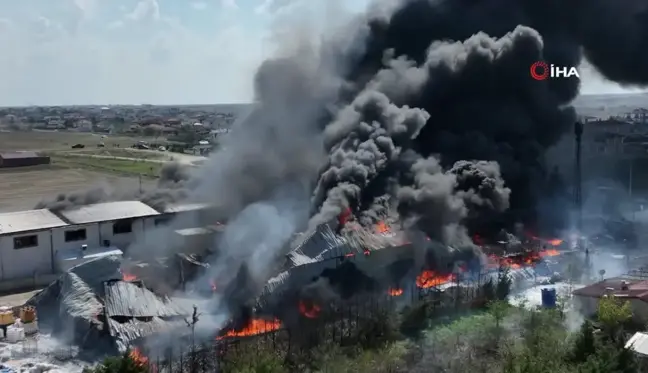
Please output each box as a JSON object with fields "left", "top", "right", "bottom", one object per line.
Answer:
{"left": 51, "top": 155, "right": 162, "bottom": 177}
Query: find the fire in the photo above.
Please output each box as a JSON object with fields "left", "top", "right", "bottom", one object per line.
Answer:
{"left": 540, "top": 249, "right": 560, "bottom": 257}
{"left": 121, "top": 270, "right": 136, "bottom": 281}
{"left": 416, "top": 271, "right": 455, "bottom": 288}
{"left": 388, "top": 288, "right": 403, "bottom": 296}
{"left": 129, "top": 347, "right": 148, "bottom": 366}
{"left": 338, "top": 207, "right": 352, "bottom": 226}
{"left": 375, "top": 221, "right": 390, "bottom": 234}
{"left": 547, "top": 239, "right": 563, "bottom": 246}
{"left": 216, "top": 318, "right": 282, "bottom": 340}
{"left": 299, "top": 300, "right": 321, "bottom": 318}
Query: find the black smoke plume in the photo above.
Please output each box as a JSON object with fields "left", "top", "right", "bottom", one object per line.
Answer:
{"left": 310, "top": 0, "right": 648, "bottom": 236}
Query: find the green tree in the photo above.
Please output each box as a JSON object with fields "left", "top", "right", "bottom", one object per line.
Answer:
{"left": 82, "top": 351, "right": 148, "bottom": 373}
{"left": 597, "top": 295, "right": 632, "bottom": 340}
{"left": 571, "top": 320, "right": 597, "bottom": 363}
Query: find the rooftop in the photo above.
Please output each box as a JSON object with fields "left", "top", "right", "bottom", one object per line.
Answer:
{"left": 626, "top": 332, "right": 648, "bottom": 356}
{"left": 0, "top": 151, "right": 41, "bottom": 159}
{"left": 572, "top": 277, "right": 648, "bottom": 302}
{"left": 0, "top": 209, "right": 68, "bottom": 235}
{"left": 57, "top": 201, "right": 160, "bottom": 224}
{"left": 162, "top": 203, "right": 211, "bottom": 214}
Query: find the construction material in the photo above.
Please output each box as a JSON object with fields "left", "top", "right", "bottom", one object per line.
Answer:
{"left": 23, "top": 321, "right": 38, "bottom": 335}
{"left": 6, "top": 325, "right": 24, "bottom": 343}
{"left": 19, "top": 306, "right": 36, "bottom": 323}
{"left": 0, "top": 309, "right": 14, "bottom": 326}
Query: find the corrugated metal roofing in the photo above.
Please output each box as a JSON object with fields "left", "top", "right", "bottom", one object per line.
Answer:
{"left": 108, "top": 317, "right": 188, "bottom": 353}
{"left": 626, "top": 332, "right": 648, "bottom": 356}
{"left": 103, "top": 281, "right": 189, "bottom": 317}
{"left": 0, "top": 209, "right": 68, "bottom": 235}
{"left": 57, "top": 201, "right": 160, "bottom": 224}
{"left": 163, "top": 203, "right": 210, "bottom": 214}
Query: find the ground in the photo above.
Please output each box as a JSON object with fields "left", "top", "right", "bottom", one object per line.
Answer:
{"left": 0, "top": 289, "right": 41, "bottom": 308}
{"left": 0, "top": 165, "right": 155, "bottom": 212}
{"left": 0, "top": 131, "right": 169, "bottom": 212}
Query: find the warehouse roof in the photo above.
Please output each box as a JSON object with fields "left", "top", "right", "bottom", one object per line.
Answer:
{"left": 0, "top": 151, "right": 41, "bottom": 159}
{"left": 626, "top": 332, "right": 648, "bottom": 356}
{"left": 162, "top": 203, "right": 210, "bottom": 214}
{"left": 0, "top": 209, "right": 68, "bottom": 235}
{"left": 57, "top": 201, "right": 160, "bottom": 224}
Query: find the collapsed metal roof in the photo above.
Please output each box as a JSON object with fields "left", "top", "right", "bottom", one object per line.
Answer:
{"left": 104, "top": 281, "right": 189, "bottom": 318}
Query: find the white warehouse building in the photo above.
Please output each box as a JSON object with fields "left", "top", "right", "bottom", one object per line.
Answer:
{"left": 0, "top": 200, "right": 210, "bottom": 288}
{"left": 52, "top": 201, "right": 160, "bottom": 251}
{"left": 0, "top": 209, "right": 69, "bottom": 280}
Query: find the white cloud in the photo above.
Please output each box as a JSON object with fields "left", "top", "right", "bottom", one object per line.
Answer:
{"left": 191, "top": 2, "right": 208, "bottom": 10}
{"left": 221, "top": 0, "right": 238, "bottom": 10}
{"left": 126, "top": 0, "right": 160, "bottom": 21}
{"left": 0, "top": 0, "right": 271, "bottom": 106}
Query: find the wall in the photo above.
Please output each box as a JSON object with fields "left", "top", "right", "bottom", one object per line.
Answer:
{"left": 0, "top": 230, "right": 54, "bottom": 280}
{"left": 573, "top": 295, "right": 648, "bottom": 325}
{"left": 52, "top": 224, "right": 101, "bottom": 254}
{"left": 98, "top": 218, "right": 148, "bottom": 249}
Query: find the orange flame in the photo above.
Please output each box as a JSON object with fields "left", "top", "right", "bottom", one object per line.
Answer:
{"left": 540, "top": 249, "right": 560, "bottom": 257}
{"left": 388, "top": 288, "right": 403, "bottom": 296}
{"left": 129, "top": 347, "right": 148, "bottom": 366}
{"left": 216, "top": 318, "right": 282, "bottom": 340}
{"left": 547, "top": 239, "right": 563, "bottom": 246}
{"left": 299, "top": 300, "right": 321, "bottom": 318}
{"left": 121, "top": 270, "right": 136, "bottom": 281}
{"left": 375, "top": 221, "right": 390, "bottom": 234}
{"left": 416, "top": 271, "right": 455, "bottom": 288}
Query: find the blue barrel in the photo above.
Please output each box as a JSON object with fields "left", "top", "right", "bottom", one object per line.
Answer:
{"left": 541, "top": 288, "right": 557, "bottom": 308}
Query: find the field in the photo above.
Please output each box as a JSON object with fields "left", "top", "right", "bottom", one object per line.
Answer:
{"left": 0, "top": 131, "right": 162, "bottom": 212}
{"left": 0, "top": 165, "right": 155, "bottom": 212}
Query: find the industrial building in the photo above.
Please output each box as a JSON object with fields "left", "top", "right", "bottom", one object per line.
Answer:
{"left": 0, "top": 201, "right": 205, "bottom": 286}
{"left": 0, "top": 151, "right": 50, "bottom": 168}
{"left": 573, "top": 277, "right": 648, "bottom": 324}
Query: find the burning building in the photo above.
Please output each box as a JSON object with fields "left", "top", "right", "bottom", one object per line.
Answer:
{"left": 26, "top": 255, "right": 194, "bottom": 353}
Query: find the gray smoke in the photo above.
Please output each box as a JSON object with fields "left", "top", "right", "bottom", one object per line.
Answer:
{"left": 34, "top": 162, "right": 194, "bottom": 211}
{"left": 309, "top": 89, "right": 429, "bottom": 228}
{"left": 398, "top": 156, "right": 510, "bottom": 247}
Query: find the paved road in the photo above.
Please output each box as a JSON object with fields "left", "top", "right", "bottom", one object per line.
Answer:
{"left": 60, "top": 150, "right": 207, "bottom": 166}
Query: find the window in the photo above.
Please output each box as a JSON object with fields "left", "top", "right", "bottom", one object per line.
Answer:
{"left": 65, "top": 229, "right": 87, "bottom": 242}
{"left": 113, "top": 219, "right": 133, "bottom": 234}
{"left": 13, "top": 235, "right": 38, "bottom": 249}
{"left": 154, "top": 217, "right": 171, "bottom": 226}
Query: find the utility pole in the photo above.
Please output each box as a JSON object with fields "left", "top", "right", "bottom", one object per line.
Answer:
{"left": 574, "top": 121, "right": 583, "bottom": 240}
{"left": 185, "top": 305, "right": 201, "bottom": 370}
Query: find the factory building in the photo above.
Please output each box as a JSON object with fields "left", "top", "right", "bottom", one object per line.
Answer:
{"left": 52, "top": 201, "right": 160, "bottom": 251}
{"left": 0, "top": 151, "right": 50, "bottom": 168}
{"left": 0, "top": 201, "right": 201, "bottom": 286}
{"left": 0, "top": 209, "right": 68, "bottom": 280}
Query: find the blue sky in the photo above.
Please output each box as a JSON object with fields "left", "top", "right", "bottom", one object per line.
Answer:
{"left": 0, "top": 0, "right": 643, "bottom": 106}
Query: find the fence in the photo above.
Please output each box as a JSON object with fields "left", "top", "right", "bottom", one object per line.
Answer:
{"left": 138, "top": 269, "right": 505, "bottom": 372}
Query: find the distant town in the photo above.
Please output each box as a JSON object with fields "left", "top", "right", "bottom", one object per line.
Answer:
{"left": 0, "top": 104, "right": 252, "bottom": 154}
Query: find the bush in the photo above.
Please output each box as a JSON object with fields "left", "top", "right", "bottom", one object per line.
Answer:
{"left": 82, "top": 351, "right": 148, "bottom": 373}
